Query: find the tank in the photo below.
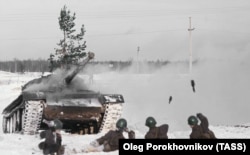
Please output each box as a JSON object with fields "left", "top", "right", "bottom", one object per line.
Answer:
{"left": 2, "top": 52, "right": 124, "bottom": 135}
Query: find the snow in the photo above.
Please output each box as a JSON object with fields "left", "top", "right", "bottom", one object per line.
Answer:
{"left": 0, "top": 59, "right": 250, "bottom": 155}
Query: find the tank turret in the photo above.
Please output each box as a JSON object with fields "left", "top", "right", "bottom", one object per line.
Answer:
{"left": 64, "top": 52, "right": 95, "bottom": 85}
{"left": 2, "top": 52, "right": 124, "bottom": 135}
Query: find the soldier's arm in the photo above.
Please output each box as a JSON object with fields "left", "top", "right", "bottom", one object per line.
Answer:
{"left": 128, "top": 130, "right": 135, "bottom": 139}
{"left": 161, "top": 124, "right": 169, "bottom": 133}
{"left": 96, "top": 130, "right": 113, "bottom": 145}
{"left": 158, "top": 124, "right": 169, "bottom": 138}
{"left": 124, "top": 127, "right": 135, "bottom": 139}
{"left": 197, "top": 113, "right": 209, "bottom": 132}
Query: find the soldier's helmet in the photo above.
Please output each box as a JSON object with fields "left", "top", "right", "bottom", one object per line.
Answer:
{"left": 53, "top": 119, "right": 63, "bottom": 129}
{"left": 145, "top": 116, "right": 157, "bottom": 128}
{"left": 116, "top": 118, "right": 127, "bottom": 130}
{"left": 188, "top": 115, "right": 198, "bottom": 125}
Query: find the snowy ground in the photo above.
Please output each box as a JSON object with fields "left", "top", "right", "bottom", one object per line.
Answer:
{"left": 0, "top": 59, "right": 250, "bottom": 155}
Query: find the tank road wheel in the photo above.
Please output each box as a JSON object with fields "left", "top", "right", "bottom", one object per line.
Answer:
{"left": 12, "top": 113, "right": 17, "bottom": 133}
{"left": 6, "top": 118, "right": 10, "bottom": 133}
{"left": 16, "top": 110, "right": 22, "bottom": 131}
{"left": 6, "top": 117, "right": 11, "bottom": 133}
{"left": 89, "top": 121, "right": 98, "bottom": 134}
{"left": 12, "top": 111, "right": 20, "bottom": 132}
{"left": 6, "top": 117, "right": 12, "bottom": 133}
{"left": 2, "top": 117, "right": 7, "bottom": 133}
{"left": 9, "top": 117, "right": 13, "bottom": 133}
{"left": 10, "top": 115, "right": 14, "bottom": 133}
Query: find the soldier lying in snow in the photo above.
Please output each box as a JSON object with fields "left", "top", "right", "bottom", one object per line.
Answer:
{"left": 144, "top": 116, "right": 169, "bottom": 139}
{"left": 82, "top": 118, "right": 135, "bottom": 153}
{"left": 188, "top": 113, "right": 216, "bottom": 139}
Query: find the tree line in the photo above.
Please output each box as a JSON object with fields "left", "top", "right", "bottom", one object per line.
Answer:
{"left": 0, "top": 59, "right": 171, "bottom": 73}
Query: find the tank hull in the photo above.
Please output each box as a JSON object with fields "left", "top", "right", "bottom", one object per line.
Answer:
{"left": 2, "top": 92, "right": 124, "bottom": 135}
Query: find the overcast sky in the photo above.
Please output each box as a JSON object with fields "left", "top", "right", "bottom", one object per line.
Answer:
{"left": 0, "top": 0, "right": 250, "bottom": 61}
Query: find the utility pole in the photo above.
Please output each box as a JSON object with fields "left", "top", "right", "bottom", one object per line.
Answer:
{"left": 188, "top": 17, "right": 195, "bottom": 75}
{"left": 137, "top": 46, "right": 140, "bottom": 73}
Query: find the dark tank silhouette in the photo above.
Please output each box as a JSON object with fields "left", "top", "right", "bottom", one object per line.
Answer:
{"left": 2, "top": 52, "right": 124, "bottom": 135}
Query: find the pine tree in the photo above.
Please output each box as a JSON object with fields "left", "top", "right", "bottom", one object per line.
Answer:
{"left": 50, "top": 5, "right": 87, "bottom": 70}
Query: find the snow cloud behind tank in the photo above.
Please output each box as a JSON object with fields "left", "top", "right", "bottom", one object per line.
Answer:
{"left": 82, "top": 51, "right": 250, "bottom": 133}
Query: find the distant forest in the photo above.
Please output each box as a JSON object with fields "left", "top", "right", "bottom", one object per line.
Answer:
{"left": 0, "top": 59, "right": 172, "bottom": 73}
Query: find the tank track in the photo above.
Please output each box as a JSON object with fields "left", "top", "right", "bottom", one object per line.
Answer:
{"left": 22, "top": 101, "right": 43, "bottom": 135}
{"left": 99, "top": 103, "right": 123, "bottom": 133}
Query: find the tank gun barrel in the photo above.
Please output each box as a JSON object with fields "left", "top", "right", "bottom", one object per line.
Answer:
{"left": 64, "top": 52, "right": 95, "bottom": 84}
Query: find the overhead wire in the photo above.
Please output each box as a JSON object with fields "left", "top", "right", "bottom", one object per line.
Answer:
{"left": 0, "top": 6, "right": 250, "bottom": 41}
{"left": 1, "top": 6, "right": 249, "bottom": 21}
